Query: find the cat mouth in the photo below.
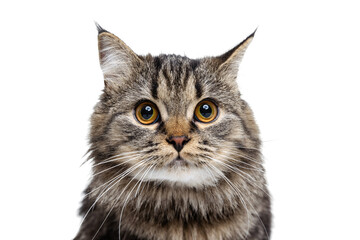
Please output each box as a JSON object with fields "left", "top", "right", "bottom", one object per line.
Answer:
{"left": 168, "top": 155, "right": 189, "bottom": 167}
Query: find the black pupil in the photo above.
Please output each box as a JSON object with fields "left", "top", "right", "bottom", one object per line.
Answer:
{"left": 141, "top": 105, "right": 153, "bottom": 120}
{"left": 200, "top": 104, "right": 212, "bottom": 118}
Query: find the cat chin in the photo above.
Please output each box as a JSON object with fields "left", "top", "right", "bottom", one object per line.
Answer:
{"left": 132, "top": 165, "right": 220, "bottom": 188}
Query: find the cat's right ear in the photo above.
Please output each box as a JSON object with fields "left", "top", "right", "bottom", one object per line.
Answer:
{"left": 96, "top": 23, "right": 142, "bottom": 89}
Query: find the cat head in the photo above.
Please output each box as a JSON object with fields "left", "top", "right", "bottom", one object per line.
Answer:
{"left": 89, "top": 24, "right": 261, "bottom": 188}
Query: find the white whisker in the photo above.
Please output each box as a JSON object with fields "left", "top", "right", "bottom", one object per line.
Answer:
{"left": 83, "top": 169, "right": 123, "bottom": 198}
{"left": 135, "top": 164, "right": 154, "bottom": 197}
{"left": 118, "top": 164, "right": 154, "bottom": 240}
{"left": 205, "top": 162, "right": 251, "bottom": 234}
{"left": 206, "top": 155, "right": 264, "bottom": 173}
{"left": 91, "top": 163, "right": 147, "bottom": 240}
{"left": 202, "top": 164, "right": 217, "bottom": 184}
{"left": 79, "top": 159, "right": 147, "bottom": 228}
{"left": 207, "top": 155, "right": 271, "bottom": 199}
{"left": 92, "top": 150, "right": 146, "bottom": 167}
{"left": 216, "top": 150, "right": 263, "bottom": 168}
{"left": 92, "top": 156, "right": 140, "bottom": 177}
{"left": 219, "top": 148, "right": 263, "bottom": 165}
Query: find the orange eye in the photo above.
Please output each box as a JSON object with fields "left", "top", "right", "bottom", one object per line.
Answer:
{"left": 194, "top": 100, "right": 218, "bottom": 123}
{"left": 135, "top": 102, "right": 159, "bottom": 125}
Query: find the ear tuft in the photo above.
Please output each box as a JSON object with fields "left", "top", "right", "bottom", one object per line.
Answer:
{"left": 95, "top": 22, "right": 108, "bottom": 35}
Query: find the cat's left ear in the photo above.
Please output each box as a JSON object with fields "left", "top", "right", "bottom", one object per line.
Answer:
{"left": 215, "top": 29, "right": 256, "bottom": 81}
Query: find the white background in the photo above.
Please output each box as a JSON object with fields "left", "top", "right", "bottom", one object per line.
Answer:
{"left": 1, "top": 0, "right": 359, "bottom": 239}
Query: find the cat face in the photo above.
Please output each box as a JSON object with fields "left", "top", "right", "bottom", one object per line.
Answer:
{"left": 89, "top": 27, "right": 261, "bottom": 188}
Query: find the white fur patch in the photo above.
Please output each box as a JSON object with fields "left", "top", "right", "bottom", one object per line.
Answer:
{"left": 134, "top": 165, "right": 220, "bottom": 187}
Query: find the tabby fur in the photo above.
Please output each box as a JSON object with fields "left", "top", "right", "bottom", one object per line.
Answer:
{"left": 74, "top": 24, "right": 271, "bottom": 240}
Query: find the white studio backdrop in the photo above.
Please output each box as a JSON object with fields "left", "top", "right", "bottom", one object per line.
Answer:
{"left": 0, "top": 0, "right": 359, "bottom": 239}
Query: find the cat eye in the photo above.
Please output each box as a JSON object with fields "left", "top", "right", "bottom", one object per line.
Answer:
{"left": 135, "top": 101, "right": 159, "bottom": 125}
{"left": 194, "top": 100, "right": 218, "bottom": 123}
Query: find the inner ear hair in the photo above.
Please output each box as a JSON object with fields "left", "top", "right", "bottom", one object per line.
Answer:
{"left": 96, "top": 24, "right": 142, "bottom": 83}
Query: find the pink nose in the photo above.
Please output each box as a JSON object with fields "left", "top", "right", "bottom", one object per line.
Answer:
{"left": 167, "top": 136, "right": 189, "bottom": 152}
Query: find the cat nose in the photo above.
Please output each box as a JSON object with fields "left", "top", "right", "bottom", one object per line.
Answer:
{"left": 167, "top": 136, "right": 189, "bottom": 152}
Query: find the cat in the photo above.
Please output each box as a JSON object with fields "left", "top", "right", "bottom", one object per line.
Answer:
{"left": 74, "top": 24, "right": 271, "bottom": 240}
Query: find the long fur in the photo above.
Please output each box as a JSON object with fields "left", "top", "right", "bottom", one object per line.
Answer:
{"left": 74, "top": 27, "right": 271, "bottom": 240}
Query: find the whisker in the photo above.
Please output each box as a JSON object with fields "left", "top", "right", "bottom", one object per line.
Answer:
{"left": 202, "top": 164, "right": 217, "bottom": 184}
{"left": 206, "top": 155, "right": 264, "bottom": 173}
{"left": 215, "top": 149, "right": 271, "bottom": 193}
{"left": 205, "top": 162, "right": 251, "bottom": 233}
{"left": 91, "top": 163, "right": 147, "bottom": 240}
{"left": 90, "top": 156, "right": 156, "bottom": 198}
{"left": 83, "top": 169, "right": 123, "bottom": 198}
{"left": 206, "top": 161, "right": 269, "bottom": 238}
{"left": 93, "top": 158, "right": 147, "bottom": 193}
{"left": 219, "top": 148, "right": 263, "bottom": 165}
{"left": 84, "top": 157, "right": 151, "bottom": 199}
{"left": 92, "top": 150, "right": 146, "bottom": 167}
{"left": 234, "top": 168, "right": 272, "bottom": 199}
{"left": 215, "top": 151, "right": 263, "bottom": 169}
{"left": 207, "top": 155, "right": 271, "bottom": 199}
{"left": 139, "top": 164, "right": 157, "bottom": 196}
{"left": 135, "top": 164, "right": 154, "bottom": 197}
{"left": 235, "top": 145, "right": 262, "bottom": 152}
{"left": 79, "top": 159, "right": 147, "bottom": 228}
{"left": 92, "top": 156, "right": 140, "bottom": 177}
{"left": 215, "top": 143, "right": 262, "bottom": 152}
{"left": 118, "top": 164, "right": 154, "bottom": 240}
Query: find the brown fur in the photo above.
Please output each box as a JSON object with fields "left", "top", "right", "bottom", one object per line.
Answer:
{"left": 74, "top": 25, "right": 271, "bottom": 240}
